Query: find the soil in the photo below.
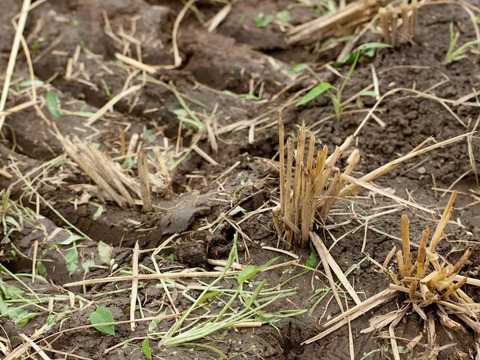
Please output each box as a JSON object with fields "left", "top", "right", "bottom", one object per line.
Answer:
{"left": 1, "top": 0, "right": 480, "bottom": 359}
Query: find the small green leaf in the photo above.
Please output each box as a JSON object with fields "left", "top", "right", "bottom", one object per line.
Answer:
{"left": 276, "top": 10, "right": 291, "bottom": 22}
{"left": 238, "top": 265, "right": 259, "bottom": 285}
{"left": 237, "top": 257, "right": 277, "bottom": 284}
{"left": 142, "top": 337, "right": 152, "bottom": 359}
{"left": 121, "top": 157, "right": 137, "bottom": 170}
{"left": 47, "top": 314, "right": 58, "bottom": 329}
{"left": 288, "top": 63, "right": 310, "bottom": 74}
{"left": 296, "top": 82, "right": 332, "bottom": 106}
{"left": 5, "top": 216, "right": 20, "bottom": 231}
{"left": 98, "top": 240, "right": 112, "bottom": 265}
{"left": 173, "top": 108, "right": 188, "bottom": 118}
{"left": 263, "top": 14, "right": 275, "bottom": 26}
{"left": 253, "top": 13, "right": 275, "bottom": 28}
{"left": 229, "top": 205, "right": 246, "bottom": 216}
{"left": 92, "top": 203, "right": 104, "bottom": 220}
{"left": 0, "top": 279, "right": 24, "bottom": 299}
{"left": 357, "top": 42, "right": 392, "bottom": 57}
{"left": 148, "top": 319, "right": 160, "bottom": 332}
{"left": 253, "top": 14, "right": 263, "bottom": 27}
{"left": 82, "top": 258, "right": 95, "bottom": 275}
{"left": 241, "top": 92, "right": 260, "bottom": 101}
{"left": 36, "top": 261, "right": 48, "bottom": 277}
{"left": 52, "top": 233, "right": 85, "bottom": 249}
{"left": 65, "top": 247, "right": 79, "bottom": 276}
{"left": 257, "top": 257, "right": 278, "bottom": 271}
{"left": 31, "top": 37, "right": 44, "bottom": 52}
{"left": 148, "top": 310, "right": 167, "bottom": 332}
{"left": 46, "top": 90, "right": 62, "bottom": 117}
{"left": 256, "top": 312, "right": 276, "bottom": 322}
{"left": 246, "top": 280, "right": 266, "bottom": 307}
{"left": 15, "top": 310, "right": 39, "bottom": 327}
{"left": 100, "top": 79, "right": 114, "bottom": 100}
{"left": 306, "top": 242, "right": 318, "bottom": 269}
{"left": 334, "top": 53, "right": 357, "bottom": 67}
{"left": 143, "top": 126, "right": 156, "bottom": 142}
{"left": 90, "top": 306, "right": 115, "bottom": 335}
{"left": 31, "top": 40, "right": 40, "bottom": 52}
{"left": 407, "top": 313, "right": 420, "bottom": 322}
{"left": 0, "top": 298, "right": 38, "bottom": 327}
{"left": 54, "top": 159, "right": 67, "bottom": 168}
{"left": 335, "top": 42, "right": 391, "bottom": 67}
{"left": 18, "top": 80, "right": 44, "bottom": 88}
{"left": 359, "top": 90, "right": 377, "bottom": 97}
{"left": 197, "top": 291, "right": 221, "bottom": 306}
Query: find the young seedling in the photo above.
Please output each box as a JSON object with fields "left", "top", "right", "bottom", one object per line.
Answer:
{"left": 90, "top": 306, "right": 115, "bottom": 335}
{"left": 445, "top": 22, "right": 480, "bottom": 64}
{"left": 0, "top": 190, "right": 24, "bottom": 240}
{"left": 161, "top": 234, "right": 306, "bottom": 348}
{"left": 45, "top": 90, "right": 95, "bottom": 118}
{"left": 295, "top": 43, "right": 391, "bottom": 120}
{"left": 253, "top": 10, "right": 291, "bottom": 28}
{"left": 253, "top": 13, "right": 275, "bottom": 28}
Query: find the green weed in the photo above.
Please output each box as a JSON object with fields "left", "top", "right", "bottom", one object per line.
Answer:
{"left": 253, "top": 10, "right": 291, "bottom": 28}
{"left": 294, "top": 43, "right": 391, "bottom": 120}
{"left": 445, "top": 22, "right": 480, "bottom": 64}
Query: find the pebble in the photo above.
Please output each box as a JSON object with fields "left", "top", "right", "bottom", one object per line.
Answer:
{"left": 405, "top": 110, "right": 417, "bottom": 120}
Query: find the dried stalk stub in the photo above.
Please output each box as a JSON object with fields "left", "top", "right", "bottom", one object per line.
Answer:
{"left": 379, "top": 0, "right": 418, "bottom": 47}
{"left": 391, "top": 191, "right": 475, "bottom": 305}
{"left": 275, "top": 117, "right": 356, "bottom": 248}
{"left": 58, "top": 133, "right": 170, "bottom": 209}
{"left": 384, "top": 191, "right": 480, "bottom": 334}
{"left": 287, "top": 0, "right": 389, "bottom": 45}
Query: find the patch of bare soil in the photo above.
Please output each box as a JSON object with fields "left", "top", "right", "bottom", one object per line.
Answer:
{"left": 1, "top": 0, "right": 480, "bottom": 359}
